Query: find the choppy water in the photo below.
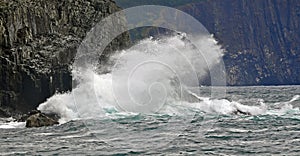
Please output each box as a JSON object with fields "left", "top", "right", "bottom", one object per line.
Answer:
{"left": 1, "top": 86, "right": 299, "bottom": 155}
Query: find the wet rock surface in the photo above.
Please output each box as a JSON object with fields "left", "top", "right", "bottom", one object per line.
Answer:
{"left": 24, "top": 110, "right": 59, "bottom": 128}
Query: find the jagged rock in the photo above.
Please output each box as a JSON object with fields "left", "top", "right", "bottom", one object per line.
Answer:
{"left": 25, "top": 110, "right": 59, "bottom": 128}
{"left": 0, "top": 0, "right": 131, "bottom": 116}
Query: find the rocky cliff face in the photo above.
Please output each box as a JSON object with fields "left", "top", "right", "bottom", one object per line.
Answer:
{"left": 179, "top": 0, "right": 300, "bottom": 86}
{"left": 115, "top": 0, "right": 300, "bottom": 86}
{"left": 0, "top": 0, "right": 130, "bottom": 117}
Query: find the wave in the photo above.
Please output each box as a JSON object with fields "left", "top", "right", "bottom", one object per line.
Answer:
{"left": 0, "top": 120, "right": 25, "bottom": 129}
{"left": 34, "top": 34, "right": 300, "bottom": 124}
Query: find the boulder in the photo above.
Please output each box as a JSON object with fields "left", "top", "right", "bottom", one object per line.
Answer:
{"left": 25, "top": 110, "right": 59, "bottom": 128}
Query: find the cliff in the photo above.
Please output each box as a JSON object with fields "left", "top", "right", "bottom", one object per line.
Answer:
{"left": 115, "top": 0, "right": 300, "bottom": 86}
{"left": 0, "top": 0, "right": 130, "bottom": 117}
{"left": 1, "top": 0, "right": 299, "bottom": 117}
{"left": 179, "top": 0, "right": 300, "bottom": 85}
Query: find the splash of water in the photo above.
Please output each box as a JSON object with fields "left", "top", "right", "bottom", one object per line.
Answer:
{"left": 38, "top": 34, "right": 223, "bottom": 122}
{"left": 37, "top": 34, "right": 299, "bottom": 123}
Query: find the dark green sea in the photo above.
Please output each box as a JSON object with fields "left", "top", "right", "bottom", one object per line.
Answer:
{"left": 1, "top": 86, "right": 299, "bottom": 155}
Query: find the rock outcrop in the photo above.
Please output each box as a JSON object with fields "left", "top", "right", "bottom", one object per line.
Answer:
{"left": 0, "top": 0, "right": 131, "bottom": 117}
{"left": 25, "top": 110, "right": 59, "bottom": 127}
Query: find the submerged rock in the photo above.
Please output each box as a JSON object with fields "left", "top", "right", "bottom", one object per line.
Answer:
{"left": 232, "top": 109, "right": 251, "bottom": 116}
{"left": 25, "top": 110, "right": 59, "bottom": 128}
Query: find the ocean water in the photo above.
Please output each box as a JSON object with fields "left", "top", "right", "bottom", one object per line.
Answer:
{"left": 1, "top": 35, "right": 299, "bottom": 155}
{"left": 1, "top": 86, "right": 299, "bottom": 155}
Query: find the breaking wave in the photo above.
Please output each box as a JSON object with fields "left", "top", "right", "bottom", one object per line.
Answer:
{"left": 36, "top": 34, "right": 300, "bottom": 124}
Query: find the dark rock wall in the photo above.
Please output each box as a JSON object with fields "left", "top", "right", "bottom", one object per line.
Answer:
{"left": 115, "top": 0, "right": 300, "bottom": 86}
{"left": 0, "top": 0, "right": 130, "bottom": 116}
{"left": 178, "top": 0, "right": 300, "bottom": 85}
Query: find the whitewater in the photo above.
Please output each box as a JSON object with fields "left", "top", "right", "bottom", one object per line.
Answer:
{"left": 34, "top": 34, "right": 298, "bottom": 123}
{"left": 1, "top": 34, "right": 300, "bottom": 155}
